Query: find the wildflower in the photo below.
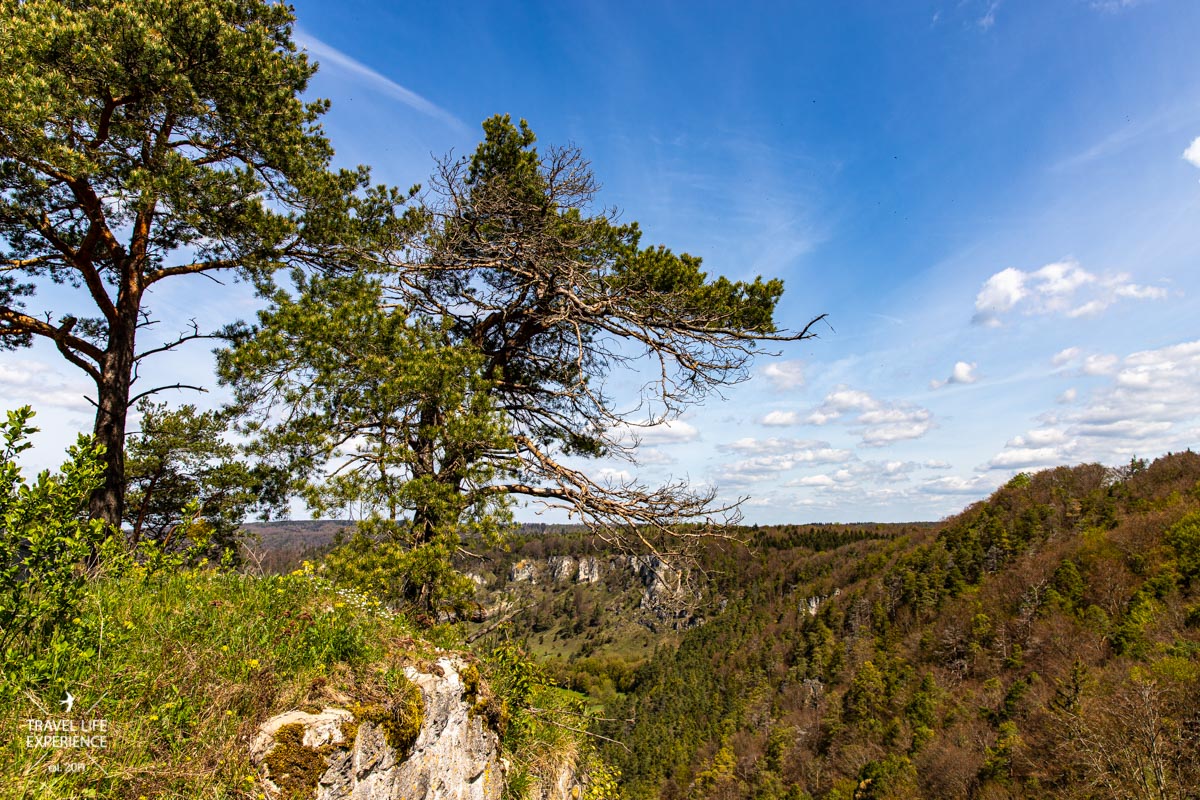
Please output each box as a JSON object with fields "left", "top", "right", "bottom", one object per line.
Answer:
{"left": 148, "top": 715, "right": 159, "bottom": 722}
{"left": 247, "top": 659, "right": 260, "bottom": 669}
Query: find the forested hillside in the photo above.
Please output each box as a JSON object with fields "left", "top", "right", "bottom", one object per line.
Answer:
{"left": 593, "top": 453, "right": 1200, "bottom": 799}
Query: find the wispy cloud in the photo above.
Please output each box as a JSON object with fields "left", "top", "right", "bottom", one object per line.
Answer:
{"left": 979, "top": 1, "right": 1002, "bottom": 29}
{"left": 295, "top": 30, "right": 466, "bottom": 132}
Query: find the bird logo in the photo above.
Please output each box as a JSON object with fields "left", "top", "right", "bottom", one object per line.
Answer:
{"left": 60, "top": 691, "right": 74, "bottom": 715}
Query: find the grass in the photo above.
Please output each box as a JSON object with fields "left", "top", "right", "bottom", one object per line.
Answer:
{"left": 0, "top": 562, "right": 438, "bottom": 799}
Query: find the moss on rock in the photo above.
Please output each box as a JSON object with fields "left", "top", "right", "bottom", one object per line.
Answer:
{"left": 351, "top": 673, "right": 424, "bottom": 759}
{"left": 263, "top": 722, "right": 340, "bottom": 800}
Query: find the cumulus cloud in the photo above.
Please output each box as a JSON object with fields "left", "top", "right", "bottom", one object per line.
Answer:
{"left": 594, "top": 467, "right": 634, "bottom": 485}
{"left": 761, "top": 410, "right": 802, "bottom": 427}
{"left": 804, "top": 388, "right": 881, "bottom": 425}
{"left": 1058, "top": 388, "right": 1078, "bottom": 404}
{"left": 615, "top": 419, "right": 699, "bottom": 446}
{"left": 636, "top": 448, "right": 676, "bottom": 466}
{"left": 921, "top": 475, "right": 998, "bottom": 496}
{"left": 762, "top": 360, "right": 805, "bottom": 390}
{"left": 971, "top": 259, "right": 1165, "bottom": 326}
{"left": 804, "top": 386, "right": 934, "bottom": 447}
{"left": 930, "top": 361, "right": 979, "bottom": 390}
{"left": 1082, "top": 353, "right": 1118, "bottom": 375}
{"left": 1184, "top": 136, "right": 1200, "bottom": 169}
{"left": 985, "top": 339, "right": 1200, "bottom": 472}
{"left": 717, "top": 438, "right": 852, "bottom": 485}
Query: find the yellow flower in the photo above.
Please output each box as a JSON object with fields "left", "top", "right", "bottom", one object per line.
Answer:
{"left": 247, "top": 659, "right": 260, "bottom": 669}
{"left": 220, "top": 645, "right": 229, "bottom": 652}
{"left": 148, "top": 715, "right": 159, "bottom": 722}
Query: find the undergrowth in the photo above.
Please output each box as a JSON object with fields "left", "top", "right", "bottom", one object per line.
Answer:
{"left": 0, "top": 563, "right": 428, "bottom": 799}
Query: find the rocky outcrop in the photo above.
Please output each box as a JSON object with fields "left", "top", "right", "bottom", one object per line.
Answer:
{"left": 251, "top": 657, "right": 504, "bottom": 800}
{"left": 801, "top": 588, "right": 840, "bottom": 617}
{"left": 547, "top": 555, "right": 576, "bottom": 583}
{"left": 576, "top": 556, "right": 602, "bottom": 584}
{"left": 509, "top": 559, "right": 538, "bottom": 584}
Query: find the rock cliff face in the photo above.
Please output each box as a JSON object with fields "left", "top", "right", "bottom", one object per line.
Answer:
{"left": 251, "top": 656, "right": 505, "bottom": 800}
{"left": 502, "top": 553, "right": 702, "bottom": 626}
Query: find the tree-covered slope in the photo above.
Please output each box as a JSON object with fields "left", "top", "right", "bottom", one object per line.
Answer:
{"left": 605, "top": 453, "right": 1200, "bottom": 800}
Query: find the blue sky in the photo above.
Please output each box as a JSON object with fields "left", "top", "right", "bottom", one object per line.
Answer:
{"left": 7, "top": 0, "right": 1200, "bottom": 523}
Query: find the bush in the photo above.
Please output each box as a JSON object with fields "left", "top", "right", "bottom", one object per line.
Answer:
{"left": 0, "top": 407, "right": 109, "bottom": 681}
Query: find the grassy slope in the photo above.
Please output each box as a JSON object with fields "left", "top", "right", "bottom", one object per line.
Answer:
{"left": 0, "top": 564, "right": 441, "bottom": 799}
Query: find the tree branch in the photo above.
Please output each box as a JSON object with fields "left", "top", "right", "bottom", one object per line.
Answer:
{"left": 128, "top": 383, "right": 209, "bottom": 405}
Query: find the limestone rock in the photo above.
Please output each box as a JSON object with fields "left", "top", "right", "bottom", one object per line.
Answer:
{"left": 509, "top": 559, "right": 538, "bottom": 583}
{"left": 547, "top": 555, "right": 576, "bottom": 583}
{"left": 575, "top": 556, "right": 602, "bottom": 584}
{"left": 251, "top": 657, "right": 504, "bottom": 800}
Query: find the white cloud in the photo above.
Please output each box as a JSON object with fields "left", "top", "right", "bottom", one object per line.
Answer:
{"left": 594, "top": 467, "right": 633, "bottom": 485}
{"left": 972, "top": 267, "right": 1026, "bottom": 326}
{"left": 803, "top": 386, "right": 934, "bottom": 447}
{"left": 761, "top": 410, "right": 801, "bottom": 427}
{"left": 930, "top": 361, "right": 978, "bottom": 389}
{"left": 1082, "top": 354, "right": 1119, "bottom": 375}
{"left": 636, "top": 448, "right": 676, "bottom": 466}
{"left": 0, "top": 359, "right": 93, "bottom": 412}
{"left": 987, "top": 447, "right": 1068, "bottom": 470}
{"left": 1058, "top": 388, "right": 1078, "bottom": 404}
{"left": 792, "top": 474, "right": 836, "bottom": 488}
{"left": 804, "top": 387, "right": 881, "bottom": 424}
{"left": 762, "top": 360, "right": 805, "bottom": 390}
{"left": 1007, "top": 428, "right": 1070, "bottom": 447}
{"left": 615, "top": 419, "right": 699, "bottom": 446}
{"left": 717, "top": 438, "right": 852, "bottom": 485}
{"left": 1183, "top": 136, "right": 1200, "bottom": 169}
{"left": 979, "top": 0, "right": 1001, "bottom": 29}
{"left": 921, "top": 475, "right": 997, "bottom": 496}
{"left": 860, "top": 411, "right": 934, "bottom": 447}
{"left": 971, "top": 258, "right": 1165, "bottom": 326}
{"left": 722, "top": 437, "right": 851, "bottom": 462}
{"left": 294, "top": 30, "right": 465, "bottom": 131}
{"left": 1052, "top": 347, "right": 1082, "bottom": 367}
{"left": 985, "top": 339, "right": 1200, "bottom": 472}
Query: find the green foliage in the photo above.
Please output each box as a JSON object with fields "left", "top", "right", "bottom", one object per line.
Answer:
{"left": 221, "top": 273, "right": 514, "bottom": 614}
{"left": 1165, "top": 511, "right": 1200, "bottom": 586}
{"left": 0, "top": 0, "right": 410, "bottom": 526}
{"left": 601, "top": 453, "right": 1200, "bottom": 799}
{"left": 123, "top": 401, "right": 265, "bottom": 563}
{"left": 0, "top": 407, "right": 108, "bottom": 674}
{"left": 0, "top": 558, "right": 411, "bottom": 797}
{"left": 324, "top": 518, "right": 476, "bottom": 617}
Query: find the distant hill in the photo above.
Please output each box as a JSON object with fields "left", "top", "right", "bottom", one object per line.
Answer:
{"left": 240, "top": 519, "right": 350, "bottom": 573}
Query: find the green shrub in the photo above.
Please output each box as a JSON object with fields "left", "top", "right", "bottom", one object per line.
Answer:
{"left": 0, "top": 407, "right": 109, "bottom": 682}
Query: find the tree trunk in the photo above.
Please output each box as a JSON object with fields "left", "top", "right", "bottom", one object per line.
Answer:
{"left": 88, "top": 317, "right": 137, "bottom": 531}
